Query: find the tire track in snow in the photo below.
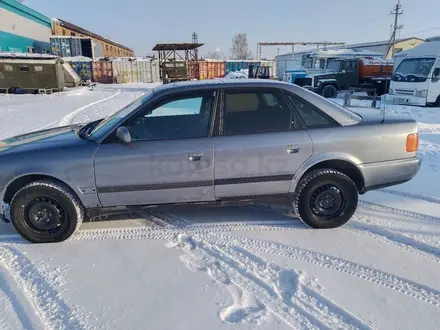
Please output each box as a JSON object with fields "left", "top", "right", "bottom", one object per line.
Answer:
{"left": 73, "top": 218, "right": 440, "bottom": 307}
{"left": 358, "top": 200, "right": 440, "bottom": 224}
{"left": 199, "top": 233, "right": 440, "bottom": 307}
{"left": 252, "top": 203, "right": 440, "bottom": 266}
{"left": 0, "top": 245, "right": 84, "bottom": 330}
{"left": 169, "top": 234, "right": 370, "bottom": 329}
{"left": 58, "top": 89, "right": 122, "bottom": 126}
{"left": 378, "top": 189, "right": 440, "bottom": 205}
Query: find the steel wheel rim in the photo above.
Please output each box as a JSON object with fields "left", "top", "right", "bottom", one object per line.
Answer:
{"left": 24, "top": 197, "right": 65, "bottom": 233}
{"left": 310, "top": 184, "right": 346, "bottom": 218}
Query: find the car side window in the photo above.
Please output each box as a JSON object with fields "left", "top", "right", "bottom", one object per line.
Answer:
{"left": 285, "top": 93, "right": 337, "bottom": 129}
{"left": 223, "top": 89, "right": 293, "bottom": 136}
{"left": 124, "top": 92, "right": 214, "bottom": 141}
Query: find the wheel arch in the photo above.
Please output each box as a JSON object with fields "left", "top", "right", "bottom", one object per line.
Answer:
{"left": 3, "top": 174, "right": 80, "bottom": 205}
{"left": 290, "top": 155, "right": 365, "bottom": 194}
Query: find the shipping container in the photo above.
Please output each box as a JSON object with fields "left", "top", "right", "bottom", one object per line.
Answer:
{"left": 224, "top": 60, "right": 261, "bottom": 74}
{"left": 92, "top": 61, "right": 113, "bottom": 84}
{"left": 112, "top": 59, "right": 160, "bottom": 83}
{"left": 71, "top": 61, "right": 93, "bottom": 81}
{"left": 198, "top": 60, "right": 225, "bottom": 80}
{"left": 51, "top": 37, "right": 104, "bottom": 60}
{"left": 0, "top": 58, "right": 65, "bottom": 92}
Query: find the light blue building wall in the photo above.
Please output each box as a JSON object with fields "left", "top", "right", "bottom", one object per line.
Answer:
{"left": 0, "top": 0, "right": 52, "bottom": 53}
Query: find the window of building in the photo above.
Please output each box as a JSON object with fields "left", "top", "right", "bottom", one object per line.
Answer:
{"left": 285, "top": 93, "right": 337, "bottom": 129}
{"left": 223, "top": 89, "right": 293, "bottom": 136}
{"left": 106, "top": 45, "right": 109, "bottom": 51}
{"left": 26, "top": 46, "right": 34, "bottom": 53}
{"left": 62, "top": 29, "right": 66, "bottom": 36}
{"left": 71, "top": 32, "right": 76, "bottom": 36}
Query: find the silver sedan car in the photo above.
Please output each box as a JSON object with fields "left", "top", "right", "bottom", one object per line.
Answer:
{"left": 0, "top": 80, "right": 421, "bottom": 243}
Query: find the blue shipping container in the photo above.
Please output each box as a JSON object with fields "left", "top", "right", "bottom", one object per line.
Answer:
{"left": 71, "top": 61, "right": 93, "bottom": 81}
{"left": 225, "top": 61, "right": 261, "bottom": 74}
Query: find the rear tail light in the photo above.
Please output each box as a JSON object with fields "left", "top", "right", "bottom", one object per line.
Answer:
{"left": 406, "top": 133, "right": 419, "bottom": 152}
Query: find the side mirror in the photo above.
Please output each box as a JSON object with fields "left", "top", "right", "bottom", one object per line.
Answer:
{"left": 116, "top": 126, "right": 131, "bottom": 143}
{"left": 433, "top": 68, "right": 440, "bottom": 82}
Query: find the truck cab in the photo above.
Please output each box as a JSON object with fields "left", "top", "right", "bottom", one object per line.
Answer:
{"left": 389, "top": 36, "right": 440, "bottom": 107}
{"left": 390, "top": 57, "right": 440, "bottom": 107}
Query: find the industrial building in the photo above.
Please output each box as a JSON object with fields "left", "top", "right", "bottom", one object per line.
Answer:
{"left": 341, "top": 37, "right": 425, "bottom": 58}
{"left": 0, "top": 0, "right": 134, "bottom": 57}
{"left": 51, "top": 18, "right": 134, "bottom": 57}
{"left": 0, "top": 0, "right": 52, "bottom": 53}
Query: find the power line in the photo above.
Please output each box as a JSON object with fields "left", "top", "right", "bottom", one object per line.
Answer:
{"left": 400, "top": 27, "right": 440, "bottom": 38}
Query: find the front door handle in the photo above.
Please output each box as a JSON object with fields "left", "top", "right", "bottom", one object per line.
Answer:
{"left": 285, "top": 144, "right": 300, "bottom": 154}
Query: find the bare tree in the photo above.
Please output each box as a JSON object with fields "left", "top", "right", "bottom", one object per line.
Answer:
{"left": 230, "top": 33, "right": 253, "bottom": 60}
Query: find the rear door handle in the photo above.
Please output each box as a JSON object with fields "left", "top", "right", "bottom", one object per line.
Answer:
{"left": 187, "top": 152, "right": 204, "bottom": 162}
{"left": 285, "top": 144, "right": 300, "bottom": 154}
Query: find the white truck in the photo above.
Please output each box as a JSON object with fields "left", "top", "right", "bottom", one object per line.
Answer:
{"left": 389, "top": 36, "right": 440, "bottom": 107}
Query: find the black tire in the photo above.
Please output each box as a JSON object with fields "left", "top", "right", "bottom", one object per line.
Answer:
{"left": 436, "top": 96, "right": 440, "bottom": 107}
{"left": 293, "top": 169, "right": 358, "bottom": 229}
{"left": 321, "top": 85, "right": 338, "bottom": 98}
{"left": 10, "top": 180, "right": 84, "bottom": 243}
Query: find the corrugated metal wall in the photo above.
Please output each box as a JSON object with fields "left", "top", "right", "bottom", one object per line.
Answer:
{"left": 112, "top": 59, "right": 160, "bottom": 83}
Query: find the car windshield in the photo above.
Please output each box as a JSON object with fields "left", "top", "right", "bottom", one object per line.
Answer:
{"left": 392, "top": 58, "right": 436, "bottom": 82}
{"left": 326, "top": 60, "right": 342, "bottom": 72}
{"left": 88, "top": 91, "right": 153, "bottom": 140}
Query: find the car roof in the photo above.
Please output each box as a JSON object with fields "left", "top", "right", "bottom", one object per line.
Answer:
{"left": 152, "top": 79, "right": 294, "bottom": 95}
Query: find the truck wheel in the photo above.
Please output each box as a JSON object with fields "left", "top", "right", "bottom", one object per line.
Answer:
{"left": 10, "top": 180, "right": 84, "bottom": 243}
{"left": 436, "top": 96, "right": 440, "bottom": 107}
{"left": 293, "top": 169, "right": 358, "bottom": 229}
{"left": 321, "top": 85, "right": 337, "bottom": 98}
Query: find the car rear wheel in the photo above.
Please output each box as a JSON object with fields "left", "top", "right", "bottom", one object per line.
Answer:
{"left": 321, "top": 85, "right": 338, "bottom": 98}
{"left": 293, "top": 169, "right": 358, "bottom": 229}
{"left": 10, "top": 180, "right": 84, "bottom": 243}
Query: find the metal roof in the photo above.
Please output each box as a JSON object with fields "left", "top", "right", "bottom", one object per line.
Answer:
{"left": 152, "top": 43, "right": 204, "bottom": 51}
{"left": 344, "top": 37, "right": 424, "bottom": 49}
{"left": 53, "top": 18, "right": 134, "bottom": 52}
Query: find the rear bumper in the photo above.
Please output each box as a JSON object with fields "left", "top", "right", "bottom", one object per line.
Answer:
{"left": 390, "top": 94, "right": 426, "bottom": 106}
{"left": 359, "top": 157, "right": 421, "bottom": 193}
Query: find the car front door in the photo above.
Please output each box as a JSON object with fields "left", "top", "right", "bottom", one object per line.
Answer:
{"left": 213, "top": 88, "right": 313, "bottom": 199}
{"left": 94, "top": 90, "right": 218, "bottom": 207}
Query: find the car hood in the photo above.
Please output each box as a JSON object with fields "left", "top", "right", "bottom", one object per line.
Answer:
{"left": 0, "top": 124, "right": 82, "bottom": 153}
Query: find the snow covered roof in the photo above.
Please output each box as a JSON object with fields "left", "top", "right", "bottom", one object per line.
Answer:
{"left": 344, "top": 37, "right": 425, "bottom": 49}
{"left": 0, "top": 52, "right": 58, "bottom": 59}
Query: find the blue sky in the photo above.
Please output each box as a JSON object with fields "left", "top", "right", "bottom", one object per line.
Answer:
{"left": 24, "top": 0, "right": 440, "bottom": 58}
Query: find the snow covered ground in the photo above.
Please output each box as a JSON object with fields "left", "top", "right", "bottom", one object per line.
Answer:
{"left": 0, "top": 85, "right": 440, "bottom": 330}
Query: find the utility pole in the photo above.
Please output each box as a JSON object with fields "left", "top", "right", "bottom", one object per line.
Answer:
{"left": 389, "top": 0, "right": 403, "bottom": 58}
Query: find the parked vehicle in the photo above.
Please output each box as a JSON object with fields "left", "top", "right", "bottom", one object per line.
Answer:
{"left": 292, "top": 57, "right": 393, "bottom": 98}
{"left": 389, "top": 36, "right": 440, "bottom": 107}
{"left": 160, "top": 61, "right": 193, "bottom": 83}
{"left": 0, "top": 57, "right": 65, "bottom": 93}
{"left": 0, "top": 80, "right": 420, "bottom": 243}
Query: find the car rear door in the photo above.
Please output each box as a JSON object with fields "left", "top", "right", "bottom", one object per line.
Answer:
{"left": 213, "top": 87, "right": 313, "bottom": 199}
{"left": 93, "top": 89, "right": 218, "bottom": 207}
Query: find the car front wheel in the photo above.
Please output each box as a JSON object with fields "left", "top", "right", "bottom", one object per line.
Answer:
{"left": 293, "top": 169, "right": 358, "bottom": 229}
{"left": 10, "top": 180, "right": 84, "bottom": 243}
